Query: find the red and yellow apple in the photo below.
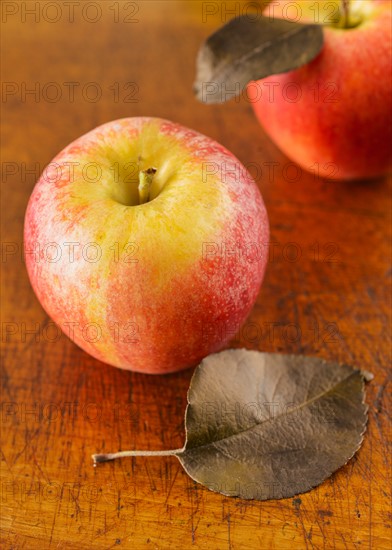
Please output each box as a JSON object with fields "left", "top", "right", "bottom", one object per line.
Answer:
{"left": 24, "top": 117, "right": 269, "bottom": 374}
{"left": 250, "top": 0, "right": 392, "bottom": 180}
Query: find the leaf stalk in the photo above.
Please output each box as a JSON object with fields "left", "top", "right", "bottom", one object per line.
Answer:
{"left": 92, "top": 448, "right": 183, "bottom": 466}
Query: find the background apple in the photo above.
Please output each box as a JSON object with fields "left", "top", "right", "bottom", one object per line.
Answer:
{"left": 24, "top": 117, "right": 269, "bottom": 374}
{"left": 250, "top": 0, "right": 392, "bottom": 180}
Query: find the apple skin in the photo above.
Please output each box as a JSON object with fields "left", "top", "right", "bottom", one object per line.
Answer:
{"left": 24, "top": 117, "right": 269, "bottom": 374}
{"left": 250, "top": 0, "right": 392, "bottom": 180}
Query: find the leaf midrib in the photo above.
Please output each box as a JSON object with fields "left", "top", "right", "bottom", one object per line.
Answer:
{"left": 207, "top": 18, "right": 322, "bottom": 85}
{"left": 182, "top": 370, "right": 361, "bottom": 454}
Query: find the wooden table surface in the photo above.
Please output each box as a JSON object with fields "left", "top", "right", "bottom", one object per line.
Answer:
{"left": 1, "top": 1, "right": 391, "bottom": 548}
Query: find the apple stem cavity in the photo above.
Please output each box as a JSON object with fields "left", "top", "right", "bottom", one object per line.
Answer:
{"left": 138, "top": 167, "right": 157, "bottom": 205}
{"left": 336, "top": 0, "right": 361, "bottom": 29}
{"left": 92, "top": 447, "right": 183, "bottom": 466}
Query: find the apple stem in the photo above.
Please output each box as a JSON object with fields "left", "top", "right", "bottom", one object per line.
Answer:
{"left": 138, "top": 167, "right": 157, "bottom": 205}
{"left": 92, "top": 447, "right": 183, "bottom": 466}
{"left": 341, "top": 0, "right": 349, "bottom": 28}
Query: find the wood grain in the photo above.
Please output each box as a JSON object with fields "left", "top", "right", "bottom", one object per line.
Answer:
{"left": 1, "top": 1, "right": 391, "bottom": 548}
